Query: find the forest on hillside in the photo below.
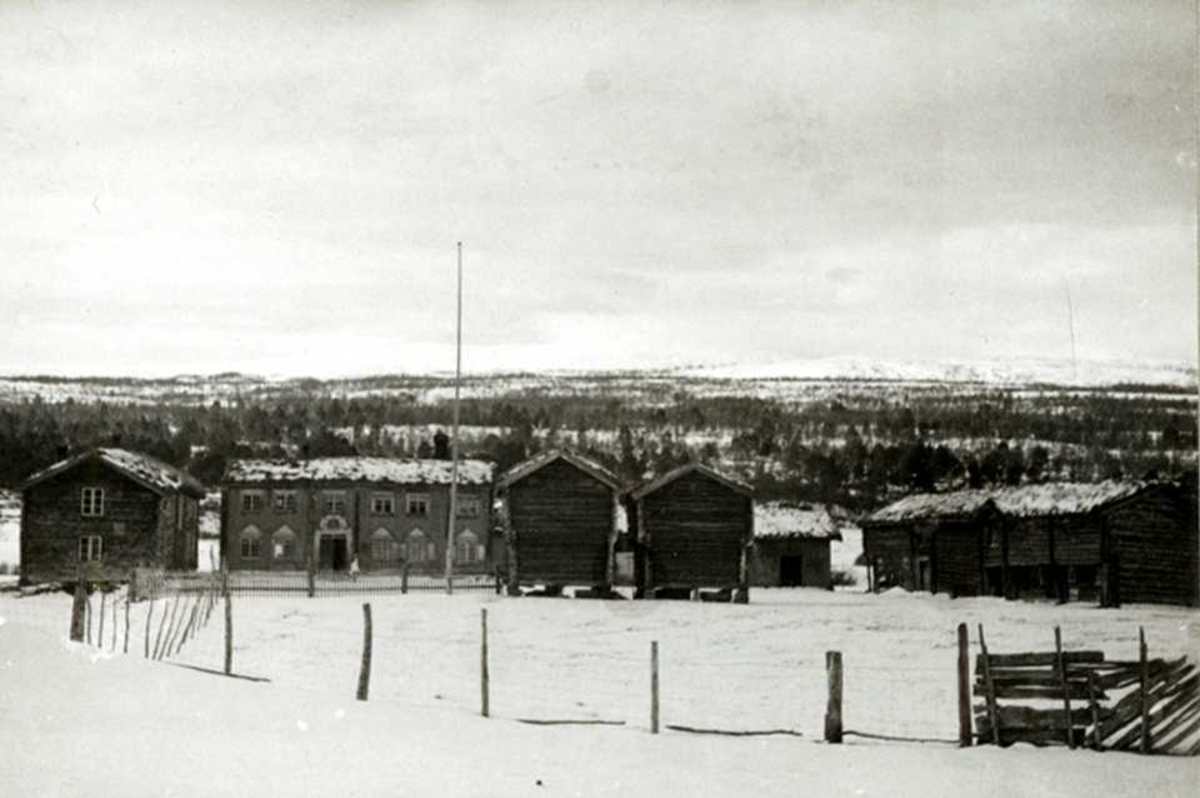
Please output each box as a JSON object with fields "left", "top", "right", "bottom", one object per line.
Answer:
{"left": 0, "top": 378, "right": 1195, "bottom": 512}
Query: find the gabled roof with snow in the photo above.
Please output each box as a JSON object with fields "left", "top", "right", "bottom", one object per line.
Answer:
{"left": 22, "top": 448, "right": 206, "bottom": 498}
{"left": 223, "top": 457, "right": 495, "bottom": 487}
{"left": 495, "top": 449, "right": 623, "bottom": 492}
{"left": 754, "top": 502, "right": 843, "bottom": 541}
{"left": 866, "top": 481, "right": 1153, "bottom": 524}
{"left": 630, "top": 461, "right": 754, "bottom": 501}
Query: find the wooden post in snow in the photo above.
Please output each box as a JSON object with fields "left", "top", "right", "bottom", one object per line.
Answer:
{"left": 650, "top": 640, "right": 660, "bottom": 734}
{"left": 978, "top": 624, "right": 1000, "bottom": 745}
{"left": 123, "top": 594, "right": 131, "bottom": 654}
{"left": 110, "top": 593, "right": 118, "bottom": 651}
{"left": 223, "top": 572, "right": 233, "bottom": 676}
{"left": 957, "top": 623, "right": 972, "bottom": 747}
{"left": 144, "top": 600, "right": 154, "bottom": 658}
{"left": 401, "top": 562, "right": 409, "bottom": 595}
{"left": 98, "top": 591, "right": 107, "bottom": 649}
{"left": 356, "top": 603, "right": 373, "bottom": 701}
{"left": 1054, "top": 626, "right": 1075, "bottom": 749}
{"left": 84, "top": 592, "right": 93, "bottom": 646}
{"left": 1139, "top": 627, "right": 1150, "bottom": 754}
{"left": 480, "top": 608, "right": 490, "bottom": 717}
{"left": 153, "top": 595, "right": 177, "bottom": 660}
{"left": 824, "top": 651, "right": 843, "bottom": 743}
{"left": 1087, "top": 670, "right": 1102, "bottom": 750}
{"left": 69, "top": 575, "right": 87, "bottom": 642}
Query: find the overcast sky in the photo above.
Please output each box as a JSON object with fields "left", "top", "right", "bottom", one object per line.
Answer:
{"left": 2, "top": 1, "right": 1195, "bottom": 377}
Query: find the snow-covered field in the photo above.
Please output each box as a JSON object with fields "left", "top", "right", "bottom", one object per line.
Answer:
{"left": 2, "top": 586, "right": 1197, "bottom": 795}
{"left": 2, "top": 618, "right": 1195, "bottom": 798}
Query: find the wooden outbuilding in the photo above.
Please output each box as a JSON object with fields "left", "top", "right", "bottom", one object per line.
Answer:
{"left": 20, "top": 448, "right": 205, "bottom": 584}
{"left": 626, "top": 462, "right": 754, "bottom": 602}
{"left": 863, "top": 481, "right": 1198, "bottom": 606}
{"left": 749, "top": 502, "right": 843, "bottom": 589}
{"left": 495, "top": 450, "right": 623, "bottom": 593}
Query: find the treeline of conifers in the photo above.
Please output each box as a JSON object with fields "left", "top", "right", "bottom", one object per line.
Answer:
{"left": 0, "top": 387, "right": 1194, "bottom": 511}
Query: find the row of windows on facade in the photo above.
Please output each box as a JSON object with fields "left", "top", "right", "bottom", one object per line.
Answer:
{"left": 237, "top": 526, "right": 486, "bottom": 564}
{"left": 239, "top": 490, "right": 482, "bottom": 519}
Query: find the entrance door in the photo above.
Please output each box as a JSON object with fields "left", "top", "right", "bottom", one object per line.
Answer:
{"left": 319, "top": 535, "right": 348, "bottom": 571}
{"left": 779, "top": 555, "right": 804, "bottom": 587}
{"left": 917, "top": 558, "right": 932, "bottom": 591}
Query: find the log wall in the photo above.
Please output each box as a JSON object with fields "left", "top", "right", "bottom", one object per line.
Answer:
{"left": 507, "top": 459, "right": 615, "bottom": 586}
{"left": 748, "top": 537, "right": 833, "bottom": 588}
{"left": 1105, "top": 486, "right": 1198, "bottom": 607}
{"left": 642, "top": 471, "right": 749, "bottom": 589}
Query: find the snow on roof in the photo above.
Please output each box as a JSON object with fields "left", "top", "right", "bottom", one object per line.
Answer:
{"left": 630, "top": 462, "right": 754, "bottom": 501}
{"left": 989, "top": 481, "right": 1150, "bottom": 517}
{"left": 496, "top": 449, "right": 623, "bottom": 491}
{"left": 754, "top": 502, "right": 842, "bottom": 540}
{"left": 22, "top": 448, "right": 206, "bottom": 498}
{"left": 224, "top": 457, "right": 495, "bottom": 486}
{"left": 866, "top": 481, "right": 1151, "bottom": 524}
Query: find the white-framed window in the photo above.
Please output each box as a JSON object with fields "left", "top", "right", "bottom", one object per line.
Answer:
{"left": 371, "top": 528, "right": 399, "bottom": 563}
{"left": 371, "top": 493, "right": 395, "bottom": 515}
{"left": 406, "top": 528, "right": 433, "bottom": 562}
{"left": 240, "top": 526, "right": 262, "bottom": 559}
{"left": 81, "top": 487, "right": 104, "bottom": 518}
{"left": 272, "top": 525, "right": 297, "bottom": 559}
{"left": 456, "top": 495, "right": 481, "bottom": 519}
{"left": 273, "top": 490, "right": 298, "bottom": 514}
{"left": 78, "top": 535, "right": 103, "bottom": 562}
{"left": 455, "top": 530, "right": 484, "bottom": 564}
{"left": 241, "top": 491, "right": 265, "bottom": 513}
{"left": 322, "top": 491, "right": 347, "bottom": 516}
{"left": 406, "top": 493, "right": 430, "bottom": 517}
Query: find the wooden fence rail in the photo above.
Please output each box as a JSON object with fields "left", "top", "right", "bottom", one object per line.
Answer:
{"left": 974, "top": 624, "right": 1200, "bottom": 755}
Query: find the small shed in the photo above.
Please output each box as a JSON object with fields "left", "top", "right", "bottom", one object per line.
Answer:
{"left": 20, "top": 448, "right": 205, "bottom": 584}
{"left": 627, "top": 462, "right": 754, "bottom": 601}
{"left": 749, "top": 502, "right": 843, "bottom": 589}
{"left": 495, "top": 450, "right": 623, "bottom": 593}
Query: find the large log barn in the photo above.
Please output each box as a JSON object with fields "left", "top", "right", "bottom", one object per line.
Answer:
{"left": 495, "top": 450, "right": 623, "bottom": 594}
{"left": 862, "top": 481, "right": 1199, "bottom": 606}
{"left": 20, "top": 448, "right": 205, "bottom": 584}
{"left": 221, "top": 457, "right": 495, "bottom": 575}
{"left": 627, "top": 462, "right": 754, "bottom": 602}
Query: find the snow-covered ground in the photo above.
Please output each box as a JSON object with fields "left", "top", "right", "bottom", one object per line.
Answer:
{"left": 0, "top": 591, "right": 1196, "bottom": 797}
{"left": 3, "top": 619, "right": 1195, "bottom": 798}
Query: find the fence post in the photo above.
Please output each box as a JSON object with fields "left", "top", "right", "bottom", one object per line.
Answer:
{"left": 69, "top": 575, "right": 87, "bottom": 642}
{"left": 1139, "top": 627, "right": 1150, "bottom": 754}
{"left": 144, "top": 600, "right": 154, "bottom": 658}
{"left": 123, "top": 594, "right": 131, "bottom": 654}
{"left": 1087, "top": 670, "right": 1102, "bottom": 750}
{"left": 357, "top": 603, "right": 373, "bottom": 701}
{"left": 84, "top": 592, "right": 93, "bottom": 646}
{"left": 1054, "top": 626, "right": 1075, "bottom": 749}
{"left": 825, "top": 651, "right": 843, "bottom": 743}
{"left": 308, "top": 562, "right": 316, "bottom": 599}
{"left": 401, "top": 562, "right": 409, "bottom": 595}
{"left": 110, "top": 592, "right": 118, "bottom": 651}
{"left": 650, "top": 640, "right": 660, "bottom": 734}
{"left": 978, "top": 624, "right": 1000, "bottom": 745}
{"left": 481, "top": 607, "right": 490, "bottom": 717}
{"left": 957, "top": 623, "right": 972, "bottom": 747}
{"left": 98, "top": 592, "right": 107, "bottom": 648}
{"left": 155, "top": 594, "right": 181, "bottom": 660}
{"left": 223, "top": 570, "right": 233, "bottom": 676}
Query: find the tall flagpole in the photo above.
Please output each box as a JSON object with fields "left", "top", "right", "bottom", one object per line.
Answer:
{"left": 445, "top": 241, "right": 463, "bottom": 594}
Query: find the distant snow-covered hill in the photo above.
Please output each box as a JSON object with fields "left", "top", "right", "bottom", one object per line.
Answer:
{"left": 678, "top": 356, "right": 1198, "bottom": 388}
